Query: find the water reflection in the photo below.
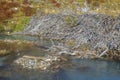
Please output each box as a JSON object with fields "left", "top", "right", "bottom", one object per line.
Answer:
{"left": 0, "top": 76, "right": 10, "bottom": 80}
{"left": 0, "top": 55, "right": 120, "bottom": 80}
{"left": 53, "top": 68, "right": 71, "bottom": 80}
{"left": 52, "top": 59, "right": 120, "bottom": 80}
{"left": 0, "top": 35, "right": 120, "bottom": 80}
{"left": 0, "top": 49, "right": 120, "bottom": 80}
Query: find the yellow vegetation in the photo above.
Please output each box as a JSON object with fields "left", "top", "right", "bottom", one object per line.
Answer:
{"left": 0, "top": 40, "right": 33, "bottom": 56}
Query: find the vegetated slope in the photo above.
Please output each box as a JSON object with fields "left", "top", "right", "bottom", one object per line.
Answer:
{"left": 0, "top": 0, "right": 36, "bottom": 33}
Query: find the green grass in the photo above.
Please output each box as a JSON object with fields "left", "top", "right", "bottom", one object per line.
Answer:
{"left": 4, "top": 16, "right": 30, "bottom": 32}
{"left": 13, "top": 17, "right": 30, "bottom": 32}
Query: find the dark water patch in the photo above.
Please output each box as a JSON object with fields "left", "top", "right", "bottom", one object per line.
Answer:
{"left": 52, "top": 59, "right": 120, "bottom": 80}
{"left": 9, "top": 67, "right": 54, "bottom": 80}
{"left": 0, "top": 76, "right": 10, "bottom": 80}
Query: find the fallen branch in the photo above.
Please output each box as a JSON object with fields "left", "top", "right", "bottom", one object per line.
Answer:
{"left": 99, "top": 48, "right": 108, "bottom": 57}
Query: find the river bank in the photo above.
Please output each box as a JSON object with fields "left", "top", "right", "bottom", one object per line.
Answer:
{"left": 15, "top": 13, "right": 120, "bottom": 61}
{"left": 0, "top": 13, "right": 119, "bottom": 72}
{"left": 0, "top": 34, "right": 119, "bottom": 80}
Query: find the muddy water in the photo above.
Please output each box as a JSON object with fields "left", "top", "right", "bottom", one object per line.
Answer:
{"left": 0, "top": 35, "right": 120, "bottom": 80}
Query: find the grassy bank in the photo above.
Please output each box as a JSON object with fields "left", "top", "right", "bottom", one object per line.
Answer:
{"left": 0, "top": 0, "right": 120, "bottom": 34}
{"left": 0, "top": 40, "right": 33, "bottom": 56}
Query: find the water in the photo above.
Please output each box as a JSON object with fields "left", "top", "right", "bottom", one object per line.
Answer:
{"left": 0, "top": 35, "right": 38, "bottom": 41}
{"left": 1, "top": 58, "right": 120, "bottom": 80}
{"left": 0, "top": 35, "right": 120, "bottom": 80}
{"left": 53, "top": 59, "right": 120, "bottom": 80}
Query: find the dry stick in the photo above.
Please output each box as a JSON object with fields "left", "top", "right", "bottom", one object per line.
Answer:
{"left": 23, "top": 55, "right": 45, "bottom": 60}
{"left": 99, "top": 48, "right": 108, "bottom": 57}
{"left": 50, "top": 39, "right": 55, "bottom": 46}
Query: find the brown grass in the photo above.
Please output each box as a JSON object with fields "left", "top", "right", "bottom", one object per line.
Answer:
{"left": 0, "top": 40, "right": 33, "bottom": 56}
